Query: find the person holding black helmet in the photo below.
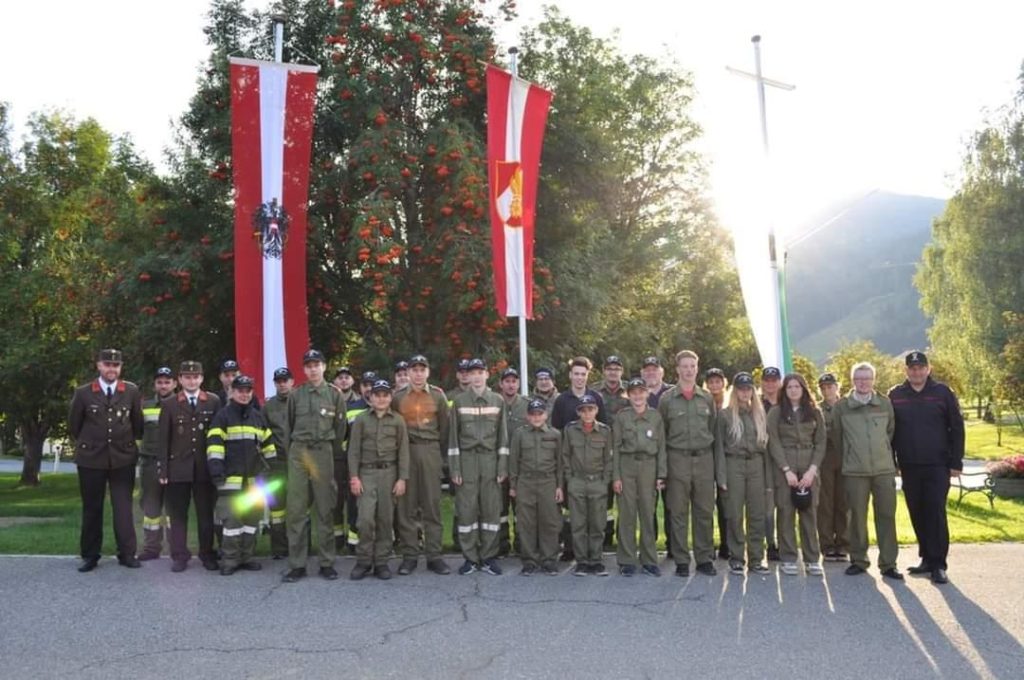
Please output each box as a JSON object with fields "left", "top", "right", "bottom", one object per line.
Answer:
{"left": 888, "top": 351, "right": 964, "bottom": 585}
{"left": 767, "top": 373, "right": 826, "bottom": 576}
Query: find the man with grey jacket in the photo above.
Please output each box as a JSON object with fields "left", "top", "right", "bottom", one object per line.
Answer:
{"left": 830, "top": 362, "right": 903, "bottom": 581}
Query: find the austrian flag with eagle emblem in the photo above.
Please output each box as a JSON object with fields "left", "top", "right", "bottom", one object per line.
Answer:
{"left": 486, "top": 64, "right": 553, "bottom": 319}
{"left": 230, "top": 57, "right": 318, "bottom": 399}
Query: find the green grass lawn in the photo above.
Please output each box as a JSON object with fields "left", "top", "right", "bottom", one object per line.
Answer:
{"left": 1, "top": 472, "right": 1021, "bottom": 555}
{"left": 965, "top": 418, "right": 1024, "bottom": 461}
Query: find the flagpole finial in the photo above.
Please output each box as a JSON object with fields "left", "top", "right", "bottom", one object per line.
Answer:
{"left": 751, "top": 34, "right": 761, "bottom": 43}
{"left": 271, "top": 14, "right": 286, "bottom": 63}
{"left": 508, "top": 46, "right": 519, "bottom": 55}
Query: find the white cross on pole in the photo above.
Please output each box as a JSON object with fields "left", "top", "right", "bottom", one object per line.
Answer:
{"left": 727, "top": 35, "right": 796, "bottom": 373}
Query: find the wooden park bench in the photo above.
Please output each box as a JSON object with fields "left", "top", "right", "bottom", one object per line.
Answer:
{"left": 950, "top": 469, "right": 994, "bottom": 509}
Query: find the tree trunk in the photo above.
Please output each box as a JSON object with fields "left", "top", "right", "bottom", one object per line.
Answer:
{"left": 18, "top": 421, "right": 49, "bottom": 487}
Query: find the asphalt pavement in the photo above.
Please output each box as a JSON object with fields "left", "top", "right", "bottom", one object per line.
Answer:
{"left": 2, "top": 544, "right": 1021, "bottom": 679}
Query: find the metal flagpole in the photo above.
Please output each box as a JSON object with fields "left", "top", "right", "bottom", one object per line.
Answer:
{"left": 727, "top": 35, "right": 796, "bottom": 373}
{"left": 508, "top": 47, "right": 530, "bottom": 396}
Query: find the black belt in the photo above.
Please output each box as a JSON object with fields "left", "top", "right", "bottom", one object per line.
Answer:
{"left": 572, "top": 473, "right": 603, "bottom": 482}
{"left": 362, "top": 462, "right": 395, "bottom": 470}
{"left": 725, "top": 451, "right": 762, "bottom": 459}
{"left": 668, "top": 447, "right": 710, "bottom": 456}
{"left": 619, "top": 451, "right": 655, "bottom": 457}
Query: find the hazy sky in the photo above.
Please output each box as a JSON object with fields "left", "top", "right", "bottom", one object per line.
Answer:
{"left": 4, "top": 0, "right": 1022, "bottom": 238}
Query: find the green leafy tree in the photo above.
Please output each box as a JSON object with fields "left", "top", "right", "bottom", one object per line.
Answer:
{"left": 917, "top": 69, "right": 1024, "bottom": 404}
{"left": 0, "top": 108, "right": 157, "bottom": 485}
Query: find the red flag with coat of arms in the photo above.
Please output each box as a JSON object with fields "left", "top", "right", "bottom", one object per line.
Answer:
{"left": 486, "top": 64, "right": 553, "bottom": 319}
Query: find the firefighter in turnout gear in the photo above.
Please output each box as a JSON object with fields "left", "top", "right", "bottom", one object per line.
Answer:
{"left": 138, "top": 366, "right": 176, "bottom": 561}
{"left": 448, "top": 358, "right": 509, "bottom": 575}
{"left": 206, "top": 375, "right": 276, "bottom": 574}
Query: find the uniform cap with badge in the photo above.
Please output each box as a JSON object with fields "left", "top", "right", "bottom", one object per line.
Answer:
{"left": 642, "top": 356, "right": 660, "bottom": 368}
{"left": 98, "top": 348, "right": 123, "bottom": 364}
{"left": 604, "top": 355, "right": 624, "bottom": 368}
{"left": 232, "top": 374, "right": 255, "bottom": 389}
{"left": 371, "top": 379, "right": 393, "bottom": 393}
{"left": 534, "top": 367, "right": 553, "bottom": 379}
{"left": 409, "top": 354, "right": 429, "bottom": 367}
{"left": 527, "top": 398, "right": 547, "bottom": 413}
{"left": 334, "top": 365, "right": 352, "bottom": 378}
{"left": 273, "top": 367, "right": 293, "bottom": 381}
{"left": 501, "top": 367, "right": 519, "bottom": 380}
{"left": 467, "top": 358, "right": 487, "bottom": 371}
{"left": 155, "top": 366, "right": 174, "bottom": 378}
{"left": 456, "top": 359, "right": 471, "bottom": 372}
{"left": 818, "top": 372, "right": 838, "bottom": 385}
{"left": 179, "top": 360, "right": 203, "bottom": 375}
{"left": 576, "top": 394, "right": 598, "bottom": 410}
{"left": 791, "top": 486, "right": 813, "bottom": 511}
{"left": 705, "top": 367, "right": 726, "bottom": 380}
{"left": 394, "top": 360, "right": 410, "bottom": 371}
{"left": 360, "top": 371, "right": 378, "bottom": 385}
{"left": 762, "top": 366, "right": 782, "bottom": 380}
{"left": 219, "top": 359, "right": 239, "bottom": 373}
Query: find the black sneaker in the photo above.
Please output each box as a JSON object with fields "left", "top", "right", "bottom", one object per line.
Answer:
{"left": 845, "top": 564, "right": 866, "bottom": 576}
{"left": 458, "top": 560, "right": 478, "bottom": 575}
{"left": 751, "top": 563, "right": 770, "bottom": 575}
{"left": 137, "top": 552, "right": 160, "bottom": 562}
{"left": 520, "top": 563, "right": 537, "bottom": 576}
{"left": 319, "top": 566, "right": 339, "bottom": 580}
{"left": 675, "top": 564, "right": 689, "bottom": 578}
{"left": 729, "top": 560, "right": 745, "bottom": 575}
{"left": 118, "top": 556, "right": 141, "bottom": 568}
{"left": 427, "top": 558, "right": 451, "bottom": 575}
{"left": 350, "top": 564, "right": 372, "bottom": 580}
{"left": 592, "top": 563, "right": 609, "bottom": 577}
{"left": 619, "top": 565, "right": 636, "bottom": 577}
{"left": 374, "top": 564, "right": 393, "bottom": 580}
{"left": 201, "top": 558, "right": 220, "bottom": 571}
{"left": 641, "top": 564, "right": 661, "bottom": 577}
{"left": 696, "top": 562, "right": 717, "bottom": 576}
{"left": 573, "top": 563, "right": 589, "bottom": 577}
{"left": 237, "top": 562, "right": 262, "bottom": 571}
{"left": 907, "top": 561, "right": 931, "bottom": 575}
{"left": 481, "top": 558, "right": 503, "bottom": 575}
{"left": 541, "top": 562, "right": 559, "bottom": 575}
{"left": 282, "top": 567, "right": 306, "bottom": 582}
{"left": 398, "top": 559, "right": 417, "bottom": 576}
{"left": 220, "top": 566, "right": 237, "bottom": 576}
{"left": 171, "top": 560, "right": 188, "bottom": 573}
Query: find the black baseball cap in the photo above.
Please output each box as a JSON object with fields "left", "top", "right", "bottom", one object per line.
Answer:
{"left": 705, "top": 368, "right": 726, "bottom": 380}
{"left": 360, "top": 371, "right": 378, "bottom": 385}
{"left": 626, "top": 377, "right": 647, "bottom": 391}
{"left": 501, "top": 367, "right": 520, "bottom": 380}
{"left": 604, "top": 355, "right": 624, "bottom": 368}
{"left": 231, "top": 374, "right": 255, "bottom": 389}
{"left": 576, "top": 394, "right": 598, "bottom": 410}
{"left": 219, "top": 359, "right": 239, "bottom": 373}
{"left": 733, "top": 372, "right": 755, "bottom": 387}
{"left": 155, "top": 366, "right": 174, "bottom": 379}
{"left": 394, "top": 360, "right": 410, "bottom": 371}
{"left": 642, "top": 356, "right": 660, "bottom": 368}
{"left": 371, "top": 379, "right": 392, "bottom": 393}
{"left": 527, "top": 398, "right": 547, "bottom": 413}
{"left": 273, "top": 367, "right": 293, "bottom": 381}
{"left": 906, "top": 351, "right": 928, "bottom": 367}
{"left": 762, "top": 366, "right": 782, "bottom": 380}
{"left": 303, "top": 349, "right": 325, "bottom": 364}
{"left": 334, "top": 365, "right": 353, "bottom": 378}
{"left": 818, "top": 372, "right": 838, "bottom": 385}
{"left": 456, "top": 359, "right": 471, "bottom": 372}
{"left": 467, "top": 358, "right": 487, "bottom": 371}
{"left": 534, "top": 367, "right": 554, "bottom": 379}
{"left": 409, "top": 354, "right": 429, "bottom": 367}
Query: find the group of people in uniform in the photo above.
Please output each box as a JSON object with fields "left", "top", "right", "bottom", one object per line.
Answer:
{"left": 68, "top": 345, "right": 964, "bottom": 585}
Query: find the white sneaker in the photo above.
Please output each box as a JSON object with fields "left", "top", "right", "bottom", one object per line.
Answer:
{"left": 807, "top": 563, "right": 824, "bottom": 576}
{"left": 781, "top": 562, "right": 799, "bottom": 575}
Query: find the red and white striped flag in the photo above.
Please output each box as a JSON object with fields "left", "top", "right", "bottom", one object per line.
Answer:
{"left": 486, "top": 65, "right": 553, "bottom": 319}
{"left": 230, "top": 57, "right": 318, "bottom": 398}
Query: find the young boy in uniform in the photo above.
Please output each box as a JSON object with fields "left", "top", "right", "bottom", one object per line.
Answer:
{"left": 509, "top": 399, "right": 564, "bottom": 575}
{"left": 561, "top": 394, "right": 614, "bottom": 576}
{"left": 348, "top": 379, "right": 409, "bottom": 580}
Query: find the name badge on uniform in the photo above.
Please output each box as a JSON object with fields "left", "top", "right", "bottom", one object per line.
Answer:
{"left": 646, "top": 429, "right": 654, "bottom": 439}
